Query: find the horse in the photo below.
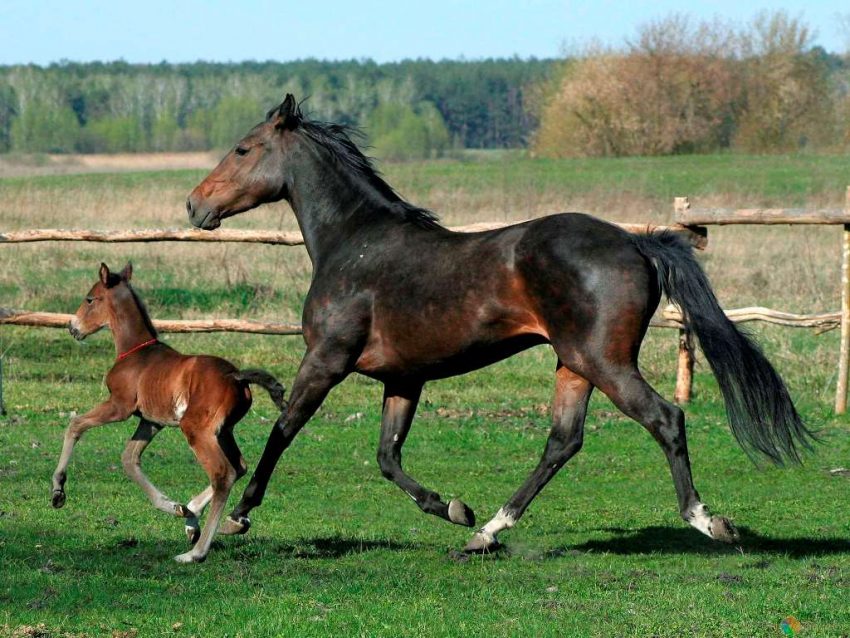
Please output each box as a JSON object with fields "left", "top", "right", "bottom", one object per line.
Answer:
{"left": 52, "top": 262, "right": 286, "bottom": 563}
{"left": 186, "top": 94, "right": 814, "bottom": 554}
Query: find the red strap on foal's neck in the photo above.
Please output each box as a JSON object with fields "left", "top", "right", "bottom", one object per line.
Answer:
{"left": 116, "top": 338, "right": 158, "bottom": 361}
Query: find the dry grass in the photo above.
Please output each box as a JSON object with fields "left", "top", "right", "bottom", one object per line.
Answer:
{"left": 0, "top": 152, "right": 218, "bottom": 178}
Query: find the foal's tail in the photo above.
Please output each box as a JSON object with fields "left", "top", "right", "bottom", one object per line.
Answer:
{"left": 631, "top": 231, "right": 816, "bottom": 465}
{"left": 232, "top": 369, "right": 287, "bottom": 411}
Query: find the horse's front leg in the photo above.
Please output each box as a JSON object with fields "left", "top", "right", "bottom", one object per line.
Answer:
{"left": 220, "top": 346, "right": 352, "bottom": 535}
{"left": 378, "top": 382, "right": 475, "bottom": 527}
{"left": 51, "top": 399, "right": 131, "bottom": 508}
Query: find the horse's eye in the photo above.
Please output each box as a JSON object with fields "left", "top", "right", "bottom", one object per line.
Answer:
{"left": 85, "top": 297, "right": 94, "bottom": 305}
{"left": 235, "top": 146, "right": 249, "bottom": 156}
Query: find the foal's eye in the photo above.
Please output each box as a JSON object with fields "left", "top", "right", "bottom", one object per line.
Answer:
{"left": 85, "top": 297, "right": 94, "bottom": 305}
{"left": 235, "top": 146, "right": 249, "bottom": 156}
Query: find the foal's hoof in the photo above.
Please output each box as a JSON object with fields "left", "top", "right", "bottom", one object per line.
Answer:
{"left": 174, "top": 551, "right": 206, "bottom": 564}
{"left": 185, "top": 524, "right": 201, "bottom": 545}
{"left": 51, "top": 490, "right": 66, "bottom": 509}
{"left": 448, "top": 499, "right": 476, "bottom": 527}
{"left": 462, "top": 531, "right": 502, "bottom": 555}
{"left": 219, "top": 515, "right": 250, "bottom": 536}
{"left": 710, "top": 516, "right": 740, "bottom": 543}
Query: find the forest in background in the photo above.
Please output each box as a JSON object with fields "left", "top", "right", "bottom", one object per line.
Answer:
{"left": 0, "top": 11, "right": 848, "bottom": 160}
{"left": 0, "top": 58, "right": 552, "bottom": 159}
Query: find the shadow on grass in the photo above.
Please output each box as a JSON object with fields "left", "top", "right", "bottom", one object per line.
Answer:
{"left": 225, "top": 535, "right": 418, "bottom": 560}
{"left": 563, "top": 525, "right": 850, "bottom": 558}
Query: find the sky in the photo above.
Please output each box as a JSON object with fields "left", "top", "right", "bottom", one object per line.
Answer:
{"left": 0, "top": 0, "right": 848, "bottom": 66}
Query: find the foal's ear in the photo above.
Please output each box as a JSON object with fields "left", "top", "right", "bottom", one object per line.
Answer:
{"left": 99, "top": 262, "right": 110, "bottom": 285}
{"left": 268, "top": 93, "right": 299, "bottom": 130}
{"left": 120, "top": 262, "right": 133, "bottom": 282}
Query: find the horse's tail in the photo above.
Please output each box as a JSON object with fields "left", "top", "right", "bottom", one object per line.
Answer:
{"left": 630, "top": 230, "right": 816, "bottom": 465}
{"left": 233, "top": 368, "right": 287, "bottom": 411}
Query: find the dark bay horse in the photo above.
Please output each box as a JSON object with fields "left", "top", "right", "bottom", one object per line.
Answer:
{"left": 186, "top": 94, "right": 813, "bottom": 553}
{"left": 54, "top": 263, "right": 286, "bottom": 562}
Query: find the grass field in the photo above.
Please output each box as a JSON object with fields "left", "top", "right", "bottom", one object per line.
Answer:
{"left": 1, "top": 153, "right": 850, "bottom": 637}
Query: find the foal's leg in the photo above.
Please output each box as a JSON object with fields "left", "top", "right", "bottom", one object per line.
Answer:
{"left": 592, "top": 365, "right": 738, "bottom": 543}
{"left": 221, "top": 348, "right": 350, "bottom": 535}
{"left": 465, "top": 364, "right": 592, "bottom": 553}
{"left": 121, "top": 418, "right": 192, "bottom": 518}
{"left": 183, "top": 427, "right": 247, "bottom": 542}
{"left": 379, "top": 383, "right": 475, "bottom": 527}
{"left": 51, "top": 399, "right": 131, "bottom": 508}
{"left": 174, "top": 425, "right": 240, "bottom": 563}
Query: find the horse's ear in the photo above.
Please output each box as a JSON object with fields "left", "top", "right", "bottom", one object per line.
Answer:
{"left": 268, "top": 94, "right": 299, "bottom": 130}
{"left": 120, "top": 262, "right": 133, "bottom": 282}
{"left": 99, "top": 262, "right": 110, "bottom": 285}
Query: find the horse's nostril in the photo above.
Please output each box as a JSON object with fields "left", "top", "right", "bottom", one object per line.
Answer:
{"left": 186, "top": 198, "right": 194, "bottom": 217}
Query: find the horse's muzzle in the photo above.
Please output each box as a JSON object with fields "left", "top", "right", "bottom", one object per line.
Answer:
{"left": 186, "top": 197, "right": 221, "bottom": 230}
{"left": 68, "top": 322, "right": 83, "bottom": 341}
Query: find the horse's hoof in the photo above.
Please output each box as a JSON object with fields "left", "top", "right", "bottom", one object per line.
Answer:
{"left": 185, "top": 524, "right": 201, "bottom": 545}
{"left": 710, "top": 516, "right": 740, "bottom": 543}
{"left": 52, "top": 490, "right": 66, "bottom": 509}
{"left": 174, "top": 551, "right": 206, "bottom": 564}
{"left": 462, "top": 531, "right": 502, "bottom": 554}
{"left": 448, "top": 499, "right": 476, "bottom": 527}
{"left": 219, "top": 515, "right": 250, "bottom": 536}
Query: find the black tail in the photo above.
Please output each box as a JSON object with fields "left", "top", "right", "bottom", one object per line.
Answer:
{"left": 631, "top": 231, "right": 815, "bottom": 465}
{"left": 232, "top": 369, "right": 287, "bottom": 411}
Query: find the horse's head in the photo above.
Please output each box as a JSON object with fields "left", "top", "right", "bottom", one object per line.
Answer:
{"left": 187, "top": 94, "right": 301, "bottom": 230}
{"left": 69, "top": 262, "right": 133, "bottom": 340}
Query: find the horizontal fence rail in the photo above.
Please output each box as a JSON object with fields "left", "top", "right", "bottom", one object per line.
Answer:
{"left": 0, "top": 221, "right": 709, "bottom": 249}
{"left": 675, "top": 207, "right": 850, "bottom": 226}
{"left": 0, "top": 308, "right": 301, "bottom": 335}
{"left": 2, "top": 305, "right": 838, "bottom": 334}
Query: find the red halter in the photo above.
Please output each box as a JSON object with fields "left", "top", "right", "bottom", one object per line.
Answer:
{"left": 116, "top": 338, "right": 158, "bottom": 361}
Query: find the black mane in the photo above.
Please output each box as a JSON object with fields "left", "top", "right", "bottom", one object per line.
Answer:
{"left": 296, "top": 114, "right": 442, "bottom": 230}
{"left": 128, "top": 285, "right": 158, "bottom": 338}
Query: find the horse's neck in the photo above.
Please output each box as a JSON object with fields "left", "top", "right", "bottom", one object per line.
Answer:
{"left": 110, "top": 295, "right": 155, "bottom": 357}
{"left": 288, "top": 147, "right": 394, "bottom": 266}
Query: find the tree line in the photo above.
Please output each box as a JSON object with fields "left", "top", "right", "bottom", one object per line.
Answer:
{"left": 0, "top": 58, "right": 552, "bottom": 158}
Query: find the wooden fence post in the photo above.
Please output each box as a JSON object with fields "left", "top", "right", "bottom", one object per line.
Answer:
{"left": 673, "top": 196, "right": 694, "bottom": 404}
{"left": 836, "top": 186, "right": 850, "bottom": 414}
{"left": 674, "top": 328, "right": 694, "bottom": 404}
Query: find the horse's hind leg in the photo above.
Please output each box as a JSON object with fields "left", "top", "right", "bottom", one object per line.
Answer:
{"left": 122, "top": 418, "right": 191, "bottom": 518}
{"left": 464, "top": 364, "right": 592, "bottom": 553}
{"left": 591, "top": 364, "right": 739, "bottom": 543}
{"left": 174, "top": 424, "right": 238, "bottom": 563}
{"left": 378, "top": 383, "right": 475, "bottom": 527}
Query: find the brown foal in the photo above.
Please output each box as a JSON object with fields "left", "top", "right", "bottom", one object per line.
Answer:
{"left": 51, "top": 262, "right": 286, "bottom": 563}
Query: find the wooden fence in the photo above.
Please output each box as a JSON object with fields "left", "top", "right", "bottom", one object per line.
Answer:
{"left": 2, "top": 192, "right": 849, "bottom": 413}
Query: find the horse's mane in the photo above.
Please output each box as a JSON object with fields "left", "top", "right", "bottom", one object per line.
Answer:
{"left": 116, "top": 281, "right": 158, "bottom": 338}
{"left": 128, "top": 287, "right": 158, "bottom": 338}
{"left": 293, "top": 110, "right": 443, "bottom": 230}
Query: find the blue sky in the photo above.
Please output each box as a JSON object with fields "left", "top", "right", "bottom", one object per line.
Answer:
{"left": 1, "top": 0, "right": 847, "bottom": 65}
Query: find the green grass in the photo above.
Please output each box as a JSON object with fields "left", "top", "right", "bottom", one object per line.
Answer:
{"left": 2, "top": 155, "right": 850, "bottom": 636}
{"left": 1, "top": 325, "right": 848, "bottom": 637}
{"left": 2, "top": 151, "right": 848, "bottom": 208}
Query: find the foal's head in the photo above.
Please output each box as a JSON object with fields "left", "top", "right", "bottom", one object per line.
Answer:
{"left": 186, "top": 94, "right": 302, "bottom": 230}
{"left": 69, "top": 263, "right": 135, "bottom": 340}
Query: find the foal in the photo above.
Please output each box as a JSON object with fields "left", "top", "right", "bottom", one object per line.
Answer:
{"left": 51, "top": 262, "right": 286, "bottom": 563}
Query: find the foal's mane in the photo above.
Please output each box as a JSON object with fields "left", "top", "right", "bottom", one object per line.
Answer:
{"left": 294, "top": 111, "right": 442, "bottom": 230}
{"left": 128, "top": 286, "right": 158, "bottom": 338}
